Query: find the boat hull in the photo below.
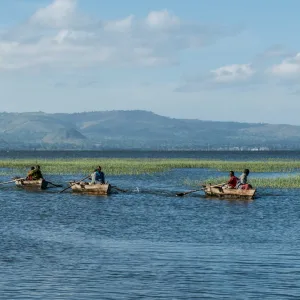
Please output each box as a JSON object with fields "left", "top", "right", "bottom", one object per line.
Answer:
{"left": 203, "top": 185, "right": 256, "bottom": 200}
{"left": 15, "top": 178, "right": 48, "bottom": 190}
{"left": 70, "top": 182, "right": 111, "bottom": 195}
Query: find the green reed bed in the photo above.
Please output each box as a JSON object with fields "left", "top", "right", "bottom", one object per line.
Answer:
{"left": 0, "top": 158, "right": 300, "bottom": 187}
{"left": 184, "top": 176, "right": 300, "bottom": 189}
{"left": 0, "top": 158, "right": 178, "bottom": 176}
{"left": 0, "top": 158, "right": 300, "bottom": 176}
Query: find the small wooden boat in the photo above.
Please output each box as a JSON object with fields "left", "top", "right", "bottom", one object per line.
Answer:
{"left": 70, "top": 181, "right": 111, "bottom": 195}
{"left": 203, "top": 184, "right": 256, "bottom": 200}
{"left": 15, "top": 178, "right": 48, "bottom": 190}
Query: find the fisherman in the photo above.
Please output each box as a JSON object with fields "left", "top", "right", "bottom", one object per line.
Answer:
{"left": 223, "top": 171, "right": 238, "bottom": 189}
{"left": 32, "top": 165, "right": 44, "bottom": 180}
{"left": 26, "top": 166, "right": 35, "bottom": 180}
{"left": 237, "top": 169, "right": 252, "bottom": 189}
{"left": 90, "top": 166, "right": 105, "bottom": 185}
{"left": 237, "top": 169, "right": 250, "bottom": 189}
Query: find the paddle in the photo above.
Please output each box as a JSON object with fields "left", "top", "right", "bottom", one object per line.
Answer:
{"left": 202, "top": 183, "right": 226, "bottom": 188}
{"left": 46, "top": 181, "right": 63, "bottom": 188}
{"left": 59, "top": 175, "right": 90, "bottom": 193}
{"left": 176, "top": 182, "right": 226, "bottom": 197}
{"left": 0, "top": 177, "right": 27, "bottom": 186}
{"left": 176, "top": 189, "right": 203, "bottom": 197}
{"left": 111, "top": 186, "right": 128, "bottom": 193}
{"left": 0, "top": 179, "right": 19, "bottom": 185}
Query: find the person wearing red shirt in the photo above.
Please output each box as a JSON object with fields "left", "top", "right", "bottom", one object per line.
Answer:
{"left": 226, "top": 171, "right": 238, "bottom": 189}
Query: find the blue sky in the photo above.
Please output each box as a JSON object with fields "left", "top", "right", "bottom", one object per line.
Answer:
{"left": 0, "top": 0, "right": 300, "bottom": 124}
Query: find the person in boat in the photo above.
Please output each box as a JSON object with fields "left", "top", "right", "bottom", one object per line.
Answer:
{"left": 90, "top": 166, "right": 105, "bottom": 185}
{"left": 237, "top": 169, "right": 249, "bottom": 189}
{"left": 32, "top": 165, "right": 44, "bottom": 180}
{"left": 26, "top": 166, "right": 35, "bottom": 180}
{"left": 223, "top": 171, "right": 238, "bottom": 189}
{"left": 237, "top": 169, "right": 252, "bottom": 190}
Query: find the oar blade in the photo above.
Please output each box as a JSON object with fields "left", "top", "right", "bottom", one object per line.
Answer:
{"left": 176, "top": 188, "right": 205, "bottom": 197}
{"left": 176, "top": 192, "right": 185, "bottom": 197}
{"left": 47, "top": 181, "right": 63, "bottom": 188}
{"left": 0, "top": 180, "right": 15, "bottom": 186}
{"left": 176, "top": 189, "right": 197, "bottom": 197}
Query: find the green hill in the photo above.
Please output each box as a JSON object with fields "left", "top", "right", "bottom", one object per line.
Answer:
{"left": 0, "top": 110, "right": 299, "bottom": 150}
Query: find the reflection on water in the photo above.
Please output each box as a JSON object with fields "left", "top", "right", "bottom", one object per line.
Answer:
{"left": 0, "top": 152, "right": 300, "bottom": 299}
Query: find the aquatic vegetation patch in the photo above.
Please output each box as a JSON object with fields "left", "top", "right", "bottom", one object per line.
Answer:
{"left": 0, "top": 158, "right": 299, "bottom": 176}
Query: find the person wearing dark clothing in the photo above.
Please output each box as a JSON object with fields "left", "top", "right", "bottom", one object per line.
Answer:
{"left": 90, "top": 166, "right": 105, "bottom": 184}
{"left": 26, "top": 166, "right": 35, "bottom": 180}
{"left": 32, "top": 165, "right": 44, "bottom": 180}
{"left": 97, "top": 166, "right": 105, "bottom": 184}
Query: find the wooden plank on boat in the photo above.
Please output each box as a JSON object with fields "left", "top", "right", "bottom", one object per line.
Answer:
{"left": 70, "top": 182, "right": 111, "bottom": 195}
{"left": 203, "top": 184, "right": 256, "bottom": 200}
{"left": 15, "top": 178, "right": 48, "bottom": 190}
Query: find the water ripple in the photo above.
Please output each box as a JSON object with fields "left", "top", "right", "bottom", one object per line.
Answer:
{"left": 0, "top": 168, "right": 300, "bottom": 299}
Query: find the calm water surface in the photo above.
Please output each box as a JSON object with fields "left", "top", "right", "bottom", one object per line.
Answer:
{"left": 1, "top": 152, "right": 300, "bottom": 299}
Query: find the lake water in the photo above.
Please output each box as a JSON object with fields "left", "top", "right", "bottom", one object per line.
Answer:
{"left": 1, "top": 151, "right": 300, "bottom": 299}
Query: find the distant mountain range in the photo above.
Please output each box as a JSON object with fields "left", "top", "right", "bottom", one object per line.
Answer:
{"left": 0, "top": 110, "right": 300, "bottom": 150}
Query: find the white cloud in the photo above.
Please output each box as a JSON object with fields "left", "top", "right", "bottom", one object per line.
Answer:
{"left": 270, "top": 53, "right": 300, "bottom": 77}
{"left": 0, "top": 0, "right": 238, "bottom": 71}
{"left": 104, "top": 15, "right": 134, "bottom": 32}
{"left": 211, "top": 64, "right": 255, "bottom": 83}
{"left": 146, "top": 10, "right": 180, "bottom": 29}
{"left": 175, "top": 63, "right": 259, "bottom": 92}
{"left": 29, "top": 0, "right": 77, "bottom": 28}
